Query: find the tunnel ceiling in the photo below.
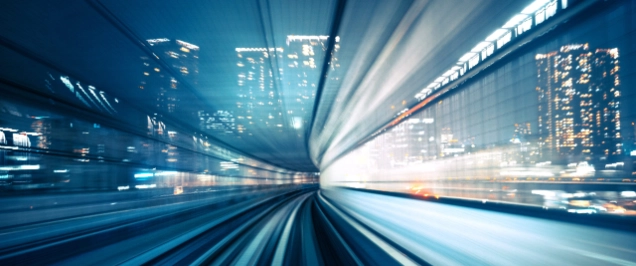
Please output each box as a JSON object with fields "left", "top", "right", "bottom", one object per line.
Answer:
{"left": 0, "top": 0, "right": 530, "bottom": 172}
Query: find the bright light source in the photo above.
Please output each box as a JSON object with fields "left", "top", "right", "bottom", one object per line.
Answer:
{"left": 60, "top": 76, "right": 74, "bottom": 92}
{"left": 621, "top": 191, "right": 636, "bottom": 197}
{"left": 442, "top": 69, "right": 457, "bottom": 77}
{"left": 521, "top": 0, "right": 550, "bottom": 14}
{"left": 458, "top": 52, "right": 477, "bottom": 62}
{"left": 0, "top": 165, "right": 41, "bottom": 171}
{"left": 286, "top": 35, "right": 329, "bottom": 41}
{"left": 154, "top": 171, "right": 178, "bottom": 176}
{"left": 134, "top": 173, "right": 153, "bottom": 178}
{"left": 176, "top": 40, "right": 200, "bottom": 50}
{"left": 471, "top": 42, "right": 492, "bottom": 52}
{"left": 485, "top": 29, "right": 509, "bottom": 41}
{"left": 135, "top": 184, "right": 157, "bottom": 189}
{"left": 502, "top": 14, "right": 529, "bottom": 28}
{"left": 292, "top": 117, "right": 303, "bottom": 129}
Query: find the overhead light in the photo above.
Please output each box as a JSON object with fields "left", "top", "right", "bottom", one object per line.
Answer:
{"left": 521, "top": 0, "right": 550, "bottom": 14}
{"left": 502, "top": 14, "right": 529, "bottom": 28}
{"left": 442, "top": 69, "right": 457, "bottom": 77}
{"left": 485, "top": 29, "right": 509, "bottom": 41}
{"left": 471, "top": 42, "right": 492, "bottom": 52}
{"left": 458, "top": 52, "right": 477, "bottom": 62}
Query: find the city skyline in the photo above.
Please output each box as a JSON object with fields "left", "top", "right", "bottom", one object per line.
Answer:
{"left": 233, "top": 35, "right": 340, "bottom": 135}
{"left": 536, "top": 44, "right": 621, "bottom": 162}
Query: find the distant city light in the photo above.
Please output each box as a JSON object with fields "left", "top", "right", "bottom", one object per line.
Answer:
{"left": 134, "top": 173, "right": 153, "bottom": 178}
{"left": 147, "top": 38, "right": 170, "bottom": 45}
{"left": 287, "top": 35, "right": 329, "bottom": 42}
{"left": 135, "top": 184, "right": 157, "bottom": 189}
{"left": 292, "top": 117, "right": 303, "bottom": 129}
{"left": 422, "top": 118, "right": 434, "bottom": 124}
{"left": 176, "top": 40, "right": 200, "bottom": 50}
{"left": 620, "top": 191, "right": 636, "bottom": 197}
{"left": 220, "top": 161, "right": 239, "bottom": 170}
{"left": 60, "top": 76, "right": 74, "bottom": 92}
{"left": 0, "top": 165, "right": 40, "bottom": 171}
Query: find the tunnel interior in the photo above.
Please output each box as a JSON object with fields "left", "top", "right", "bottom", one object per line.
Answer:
{"left": 1, "top": 0, "right": 636, "bottom": 264}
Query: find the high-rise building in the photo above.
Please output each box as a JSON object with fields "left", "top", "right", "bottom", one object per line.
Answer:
{"left": 536, "top": 44, "right": 621, "bottom": 162}
{"left": 283, "top": 35, "right": 340, "bottom": 129}
{"left": 234, "top": 36, "right": 340, "bottom": 133}
{"left": 235, "top": 47, "right": 286, "bottom": 134}
{"left": 143, "top": 38, "right": 200, "bottom": 136}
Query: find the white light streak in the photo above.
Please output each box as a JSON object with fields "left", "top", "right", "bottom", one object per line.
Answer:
{"left": 176, "top": 40, "right": 200, "bottom": 50}
{"left": 147, "top": 38, "right": 170, "bottom": 44}
{"left": 60, "top": 76, "right": 74, "bottom": 92}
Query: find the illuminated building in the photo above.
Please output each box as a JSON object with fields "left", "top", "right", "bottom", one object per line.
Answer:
{"left": 283, "top": 35, "right": 340, "bottom": 129}
{"left": 510, "top": 123, "right": 540, "bottom": 164}
{"left": 232, "top": 36, "right": 340, "bottom": 133}
{"left": 536, "top": 44, "right": 621, "bottom": 162}
{"left": 511, "top": 123, "right": 532, "bottom": 143}
{"left": 30, "top": 119, "right": 50, "bottom": 150}
{"left": 235, "top": 47, "right": 285, "bottom": 133}
{"left": 143, "top": 38, "right": 200, "bottom": 136}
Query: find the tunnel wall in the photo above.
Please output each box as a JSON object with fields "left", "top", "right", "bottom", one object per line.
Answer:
{"left": 322, "top": 0, "right": 636, "bottom": 208}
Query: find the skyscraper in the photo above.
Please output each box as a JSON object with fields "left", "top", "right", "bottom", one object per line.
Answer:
{"left": 536, "top": 44, "right": 621, "bottom": 163}
{"left": 234, "top": 36, "right": 340, "bottom": 132}
{"left": 283, "top": 35, "right": 340, "bottom": 129}
{"left": 143, "top": 38, "right": 200, "bottom": 136}
{"left": 235, "top": 47, "right": 285, "bottom": 134}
